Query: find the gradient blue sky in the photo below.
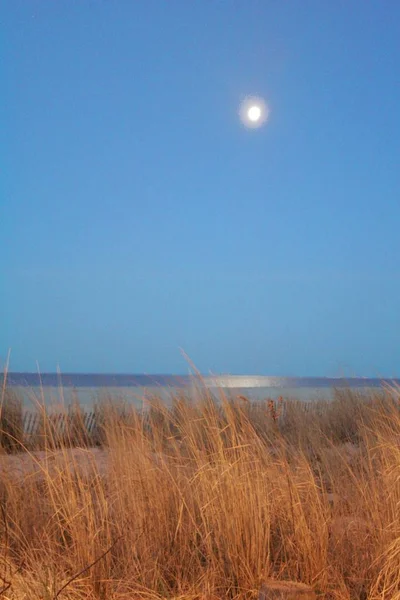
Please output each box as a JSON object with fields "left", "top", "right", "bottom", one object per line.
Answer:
{"left": 2, "top": 1, "right": 400, "bottom": 376}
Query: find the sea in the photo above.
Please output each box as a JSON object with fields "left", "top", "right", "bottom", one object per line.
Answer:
{"left": 3, "top": 373, "right": 399, "bottom": 409}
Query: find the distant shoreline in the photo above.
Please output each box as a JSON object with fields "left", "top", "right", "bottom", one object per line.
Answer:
{"left": 3, "top": 373, "right": 399, "bottom": 388}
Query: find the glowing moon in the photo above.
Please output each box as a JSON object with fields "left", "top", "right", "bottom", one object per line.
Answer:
{"left": 239, "top": 96, "right": 269, "bottom": 129}
{"left": 248, "top": 105, "right": 261, "bottom": 122}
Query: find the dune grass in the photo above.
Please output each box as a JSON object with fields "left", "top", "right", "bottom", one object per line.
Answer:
{"left": 0, "top": 384, "right": 400, "bottom": 599}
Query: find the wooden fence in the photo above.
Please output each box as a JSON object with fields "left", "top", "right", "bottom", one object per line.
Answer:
{"left": 22, "top": 410, "right": 98, "bottom": 436}
{"left": 0, "top": 409, "right": 105, "bottom": 451}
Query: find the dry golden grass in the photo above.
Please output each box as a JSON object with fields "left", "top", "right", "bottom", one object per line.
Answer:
{"left": 0, "top": 384, "right": 400, "bottom": 599}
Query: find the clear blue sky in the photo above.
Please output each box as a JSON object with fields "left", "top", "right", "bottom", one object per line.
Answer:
{"left": 2, "top": 1, "right": 400, "bottom": 376}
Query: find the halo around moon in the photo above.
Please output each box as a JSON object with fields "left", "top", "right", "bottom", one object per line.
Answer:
{"left": 239, "top": 96, "right": 269, "bottom": 129}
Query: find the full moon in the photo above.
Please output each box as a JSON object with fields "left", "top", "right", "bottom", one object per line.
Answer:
{"left": 239, "top": 96, "right": 269, "bottom": 129}
{"left": 248, "top": 105, "right": 261, "bottom": 122}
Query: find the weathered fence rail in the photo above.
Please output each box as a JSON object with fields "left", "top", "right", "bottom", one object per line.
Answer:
{"left": 21, "top": 410, "right": 98, "bottom": 436}
{"left": 0, "top": 409, "right": 106, "bottom": 451}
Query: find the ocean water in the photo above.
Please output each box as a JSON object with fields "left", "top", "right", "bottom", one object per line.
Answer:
{"left": 3, "top": 373, "right": 399, "bottom": 408}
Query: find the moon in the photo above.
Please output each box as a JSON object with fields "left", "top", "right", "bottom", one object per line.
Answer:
{"left": 248, "top": 105, "right": 261, "bottom": 122}
{"left": 239, "top": 96, "right": 269, "bottom": 129}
